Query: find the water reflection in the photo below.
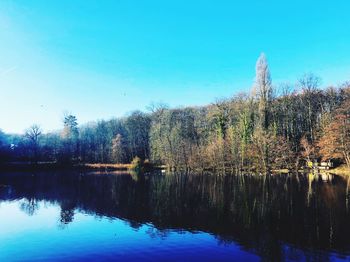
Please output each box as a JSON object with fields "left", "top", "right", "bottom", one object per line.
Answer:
{"left": 0, "top": 171, "right": 349, "bottom": 261}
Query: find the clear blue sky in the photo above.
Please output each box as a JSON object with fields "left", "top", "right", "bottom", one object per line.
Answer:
{"left": 1, "top": 0, "right": 349, "bottom": 133}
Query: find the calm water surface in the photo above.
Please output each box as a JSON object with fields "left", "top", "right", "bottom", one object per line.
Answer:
{"left": 0, "top": 171, "right": 349, "bottom": 261}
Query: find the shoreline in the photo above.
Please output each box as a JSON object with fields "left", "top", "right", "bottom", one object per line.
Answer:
{"left": 1, "top": 162, "right": 349, "bottom": 177}
{"left": 0, "top": 162, "right": 131, "bottom": 172}
{"left": 0, "top": 162, "right": 157, "bottom": 172}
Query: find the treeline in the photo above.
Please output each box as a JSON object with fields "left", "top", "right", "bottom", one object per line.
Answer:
{"left": 0, "top": 112, "right": 150, "bottom": 165}
{"left": 1, "top": 53, "right": 350, "bottom": 172}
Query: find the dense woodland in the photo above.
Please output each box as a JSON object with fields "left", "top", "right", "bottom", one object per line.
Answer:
{"left": 1, "top": 54, "right": 350, "bottom": 172}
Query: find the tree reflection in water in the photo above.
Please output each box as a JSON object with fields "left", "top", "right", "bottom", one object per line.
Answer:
{"left": 19, "top": 198, "right": 39, "bottom": 216}
{"left": 0, "top": 171, "right": 349, "bottom": 261}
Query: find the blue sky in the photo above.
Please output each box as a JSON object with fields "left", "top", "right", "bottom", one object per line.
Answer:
{"left": 0, "top": 0, "right": 349, "bottom": 133}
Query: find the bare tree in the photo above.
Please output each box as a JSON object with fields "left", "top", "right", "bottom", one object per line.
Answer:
{"left": 255, "top": 53, "right": 272, "bottom": 130}
{"left": 25, "top": 124, "right": 42, "bottom": 163}
{"left": 298, "top": 73, "right": 321, "bottom": 93}
{"left": 112, "top": 134, "right": 127, "bottom": 163}
{"left": 300, "top": 135, "right": 314, "bottom": 162}
{"left": 298, "top": 73, "right": 321, "bottom": 142}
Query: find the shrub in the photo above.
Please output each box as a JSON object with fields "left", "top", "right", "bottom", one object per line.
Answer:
{"left": 129, "top": 156, "right": 143, "bottom": 171}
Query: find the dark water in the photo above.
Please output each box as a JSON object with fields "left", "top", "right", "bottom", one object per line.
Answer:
{"left": 0, "top": 171, "right": 350, "bottom": 261}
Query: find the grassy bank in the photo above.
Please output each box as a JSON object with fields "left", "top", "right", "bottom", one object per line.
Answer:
{"left": 0, "top": 161, "right": 155, "bottom": 172}
{"left": 82, "top": 163, "right": 132, "bottom": 170}
{"left": 2, "top": 161, "right": 349, "bottom": 177}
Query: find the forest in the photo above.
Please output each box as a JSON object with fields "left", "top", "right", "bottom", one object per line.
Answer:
{"left": 1, "top": 54, "right": 350, "bottom": 172}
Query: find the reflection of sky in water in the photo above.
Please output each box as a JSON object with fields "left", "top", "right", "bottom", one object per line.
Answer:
{"left": 1, "top": 172, "right": 350, "bottom": 261}
{"left": 0, "top": 200, "right": 258, "bottom": 261}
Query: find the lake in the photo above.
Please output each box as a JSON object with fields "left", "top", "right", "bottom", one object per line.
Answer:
{"left": 0, "top": 171, "right": 349, "bottom": 261}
